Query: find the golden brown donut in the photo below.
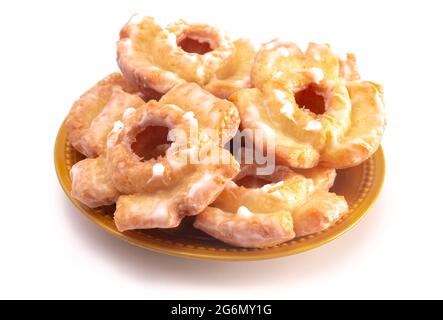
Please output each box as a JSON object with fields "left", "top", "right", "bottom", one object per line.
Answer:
{"left": 117, "top": 15, "right": 256, "bottom": 99}
{"left": 105, "top": 101, "right": 240, "bottom": 231}
{"left": 232, "top": 40, "right": 386, "bottom": 169}
{"left": 66, "top": 73, "right": 145, "bottom": 158}
{"left": 194, "top": 207, "right": 295, "bottom": 249}
{"left": 194, "top": 164, "right": 348, "bottom": 248}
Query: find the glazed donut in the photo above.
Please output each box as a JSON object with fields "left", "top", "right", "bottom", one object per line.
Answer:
{"left": 117, "top": 15, "right": 256, "bottom": 99}
{"left": 159, "top": 82, "right": 240, "bottom": 145}
{"left": 66, "top": 73, "right": 145, "bottom": 158}
{"left": 194, "top": 207, "right": 295, "bottom": 249}
{"left": 194, "top": 164, "right": 348, "bottom": 248}
{"left": 70, "top": 157, "right": 119, "bottom": 208}
{"left": 231, "top": 40, "right": 386, "bottom": 169}
{"left": 105, "top": 100, "right": 240, "bottom": 231}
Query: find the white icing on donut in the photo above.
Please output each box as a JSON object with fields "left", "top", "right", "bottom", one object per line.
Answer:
{"left": 183, "top": 111, "right": 195, "bottom": 121}
{"left": 280, "top": 102, "right": 294, "bottom": 117}
{"left": 273, "top": 71, "right": 284, "bottom": 79}
{"left": 112, "top": 121, "right": 124, "bottom": 133}
{"left": 166, "top": 33, "right": 177, "bottom": 47}
{"left": 196, "top": 66, "right": 205, "bottom": 78}
{"left": 309, "top": 68, "right": 324, "bottom": 83}
{"left": 327, "top": 205, "right": 341, "bottom": 222}
{"left": 277, "top": 47, "right": 290, "bottom": 57}
{"left": 273, "top": 89, "right": 294, "bottom": 117}
{"left": 123, "top": 107, "right": 136, "bottom": 119}
{"left": 152, "top": 163, "right": 165, "bottom": 176}
{"left": 183, "top": 111, "right": 198, "bottom": 126}
{"left": 107, "top": 122, "right": 124, "bottom": 148}
{"left": 273, "top": 89, "right": 287, "bottom": 102}
{"left": 273, "top": 181, "right": 284, "bottom": 188}
{"left": 305, "top": 120, "right": 323, "bottom": 131}
{"left": 225, "top": 181, "right": 238, "bottom": 188}
{"left": 270, "top": 190, "right": 285, "bottom": 200}
{"left": 237, "top": 206, "right": 253, "bottom": 218}
{"left": 70, "top": 165, "right": 79, "bottom": 181}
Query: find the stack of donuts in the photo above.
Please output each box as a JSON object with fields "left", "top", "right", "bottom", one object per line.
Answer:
{"left": 65, "top": 15, "right": 386, "bottom": 248}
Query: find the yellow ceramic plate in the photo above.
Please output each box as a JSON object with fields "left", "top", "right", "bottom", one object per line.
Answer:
{"left": 55, "top": 121, "right": 385, "bottom": 261}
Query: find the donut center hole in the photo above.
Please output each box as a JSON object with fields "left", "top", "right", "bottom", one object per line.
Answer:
{"left": 131, "top": 126, "right": 171, "bottom": 161}
{"left": 294, "top": 85, "right": 326, "bottom": 115}
{"left": 178, "top": 36, "right": 214, "bottom": 54}
{"left": 235, "top": 175, "right": 270, "bottom": 189}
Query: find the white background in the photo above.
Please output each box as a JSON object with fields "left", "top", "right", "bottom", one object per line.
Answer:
{"left": 0, "top": 0, "right": 442, "bottom": 299}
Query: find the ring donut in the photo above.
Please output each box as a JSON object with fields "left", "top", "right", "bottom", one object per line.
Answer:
{"left": 194, "top": 164, "right": 348, "bottom": 248}
{"left": 231, "top": 40, "right": 386, "bottom": 168}
{"left": 66, "top": 73, "right": 145, "bottom": 158}
{"left": 117, "top": 15, "right": 256, "bottom": 99}
{"left": 105, "top": 100, "right": 240, "bottom": 231}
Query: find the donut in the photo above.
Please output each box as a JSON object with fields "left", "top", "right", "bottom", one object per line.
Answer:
{"left": 105, "top": 100, "right": 240, "bottom": 231}
{"left": 117, "top": 15, "right": 256, "bottom": 99}
{"left": 159, "top": 82, "right": 240, "bottom": 145}
{"left": 231, "top": 40, "right": 386, "bottom": 169}
{"left": 194, "top": 207, "right": 295, "bottom": 249}
{"left": 194, "top": 164, "right": 348, "bottom": 248}
{"left": 70, "top": 157, "right": 119, "bottom": 208}
{"left": 66, "top": 73, "right": 145, "bottom": 158}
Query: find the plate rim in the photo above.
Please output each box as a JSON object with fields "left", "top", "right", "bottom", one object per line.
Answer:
{"left": 54, "top": 121, "right": 385, "bottom": 261}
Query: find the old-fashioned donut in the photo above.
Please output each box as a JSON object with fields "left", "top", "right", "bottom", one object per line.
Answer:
{"left": 194, "top": 164, "right": 348, "bottom": 248}
{"left": 232, "top": 40, "right": 386, "bottom": 168}
{"left": 117, "top": 15, "right": 256, "bottom": 99}
{"left": 105, "top": 101, "right": 240, "bottom": 231}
